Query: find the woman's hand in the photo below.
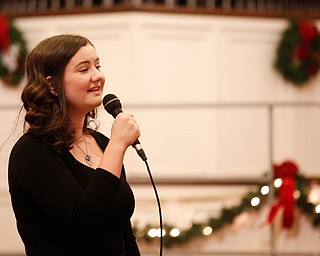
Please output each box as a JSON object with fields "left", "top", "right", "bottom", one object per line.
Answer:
{"left": 99, "top": 112, "right": 140, "bottom": 178}
{"left": 110, "top": 112, "right": 140, "bottom": 150}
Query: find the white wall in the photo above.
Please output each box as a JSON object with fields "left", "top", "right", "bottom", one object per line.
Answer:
{"left": 1, "top": 12, "right": 320, "bottom": 254}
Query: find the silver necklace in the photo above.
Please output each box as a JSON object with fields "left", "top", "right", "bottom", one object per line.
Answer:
{"left": 74, "top": 136, "right": 93, "bottom": 166}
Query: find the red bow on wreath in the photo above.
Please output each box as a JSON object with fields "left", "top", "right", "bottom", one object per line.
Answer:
{"left": 267, "top": 160, "right": 298, "bottom": 229}
{"left": 0, "top": 14, "right": 10, "bottom": 51}
{"left": 294, "top": 20, "right": 320, "bottom": 76}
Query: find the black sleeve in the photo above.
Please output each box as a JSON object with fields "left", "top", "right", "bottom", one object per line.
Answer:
{"left": 9, "top": 135, "right": 121, "bottom": 235}
{"left": 124, "top": 220, "right": 141, "bottom": 256}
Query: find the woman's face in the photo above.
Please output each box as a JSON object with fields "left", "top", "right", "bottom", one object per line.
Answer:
{"left": 62, "top": 44, "right": 105, "bottom": 116}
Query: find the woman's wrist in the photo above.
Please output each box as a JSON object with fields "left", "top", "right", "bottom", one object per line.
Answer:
{"left": 98, "top": 139, "right": 126, "bottom": 178}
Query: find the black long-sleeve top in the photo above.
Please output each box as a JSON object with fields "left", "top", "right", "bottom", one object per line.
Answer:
{"left": 8, "top": 132, "right": 140, "bottom": 256}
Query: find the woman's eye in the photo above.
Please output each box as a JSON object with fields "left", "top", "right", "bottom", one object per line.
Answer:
{"left": 80, "top": 68, "right": 88, "bottom": 72}
{"left": 96, "top": 65, "right": 101, "bottom": 70}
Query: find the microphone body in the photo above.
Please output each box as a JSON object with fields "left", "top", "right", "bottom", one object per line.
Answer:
{"left": 103, "top": 94, "right": 147, "bottom": 161}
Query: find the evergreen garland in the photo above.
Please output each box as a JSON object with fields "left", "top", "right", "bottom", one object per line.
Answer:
{"left": 135, "top": 161, "right": 320, "bottom": 248}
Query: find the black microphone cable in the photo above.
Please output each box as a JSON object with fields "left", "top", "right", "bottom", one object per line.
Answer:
{"left": 143, "top": 158, "right": 163, "bottom": 256}
{"left": 103, "top": 94, "right": 163, "bottom": 256}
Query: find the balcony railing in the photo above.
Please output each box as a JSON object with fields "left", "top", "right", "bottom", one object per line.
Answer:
{"left": 1, "top": 0, "right": 320, "bottom": 18}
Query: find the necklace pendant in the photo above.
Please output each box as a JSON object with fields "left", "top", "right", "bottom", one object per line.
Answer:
{"left": 85, "top": 155, "right": 93, "bottom": 166}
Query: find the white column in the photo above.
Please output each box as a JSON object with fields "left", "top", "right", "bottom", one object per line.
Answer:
{"left": 65, "top": 0, "right": 76, "bottom": 9}
{"left": 102, "top": 0, "right": 113, "bottom": 7}
{"left": 83, "top": 0, "right": 93, "bottom": 8}
{"left": 27, "top": 0, "right": 37, "bottom": 12}
{"left": 50, "top": 0, "right": 61, "bottom": 10}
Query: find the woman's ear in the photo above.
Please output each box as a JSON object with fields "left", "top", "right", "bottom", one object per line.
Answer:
{"left": 46, "top": 76, "right": 58, "bottom": 96}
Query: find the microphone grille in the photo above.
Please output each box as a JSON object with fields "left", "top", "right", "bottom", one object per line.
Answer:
{"left": 103, "top": 94, "right": 122, "bottom": 115}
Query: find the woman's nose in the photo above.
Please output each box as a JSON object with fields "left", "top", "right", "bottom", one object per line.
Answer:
{"left": 92, "top": 69, "right": 105, "bottom": 82}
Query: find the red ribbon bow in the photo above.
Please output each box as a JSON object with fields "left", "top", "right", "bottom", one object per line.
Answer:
{"left": 0, "top": 14, "right": 10, "bottom": 51}
{"left": 267, "top": 161, "right": 298, "bottom": 229}
{"left": 292, "top": 20, "right": 320, "bottom": 76}
{"left": 299, "top": 20, "right": 318, "bottom": 44}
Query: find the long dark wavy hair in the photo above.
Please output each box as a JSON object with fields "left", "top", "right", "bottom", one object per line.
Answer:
{"left": 21, "top": 34, "right": 98, "bottom": 151}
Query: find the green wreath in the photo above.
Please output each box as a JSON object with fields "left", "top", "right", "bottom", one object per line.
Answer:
{"left": 0, "top": 14, "right": 28, "bottom": 86}
{"left": 275, "top": 19, "right": 320, "bottom": 85}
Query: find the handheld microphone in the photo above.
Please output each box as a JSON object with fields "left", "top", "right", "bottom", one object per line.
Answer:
{"left": 103, "top": 94, "right": 147, "bottom": 161}
{"left": 103, "top": 94, "right": 163, "bottom": 256}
